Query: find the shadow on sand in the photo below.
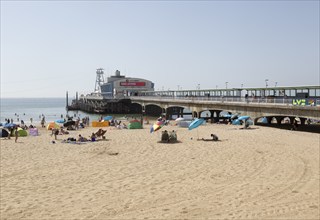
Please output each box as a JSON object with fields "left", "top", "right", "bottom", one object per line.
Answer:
{"left": 255, "top": 123, "right": 320, "bottom": 134}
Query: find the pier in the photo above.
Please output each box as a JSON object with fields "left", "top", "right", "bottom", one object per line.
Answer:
{"left": 67, "top": 85, "right": 320, "bottom": 126}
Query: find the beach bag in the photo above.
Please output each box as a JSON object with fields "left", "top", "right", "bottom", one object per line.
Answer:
{"left": 29, "top": 128, "right": 39, "bottom": 136}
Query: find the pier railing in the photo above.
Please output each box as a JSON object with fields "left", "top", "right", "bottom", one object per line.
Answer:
{"left": 130, "top": 96, "right": 320, "bottom": 107}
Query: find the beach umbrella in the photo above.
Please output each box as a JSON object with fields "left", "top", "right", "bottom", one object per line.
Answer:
{"left": 188, "top": 118, "right": 205, "bottom": 140}
{"left": 175, "top": 117, "right": 184, "bottom": 122}
{"left": 4, "top": 123, "right": 16, "bottom": 129}
{"left": 188, "top": 118, "right": 205, "bottom": 130}
{"left": 174, "top": 117, "right": 184, "bottom": 126}
{"left": 261, "top": 117, "right": 268, "bottom": 124}
{"left": 0, "top": 128, "right": 9, "bottom": 137}
{"left": 231, "top": 114, "right": 239, "bottom": 120}
{"left": 55, "top": 119, "right": 65, "bottom": 124}
{"left": 232, "top": 119, "right": 242, "bottom": 125}
{"left": 47, "top": 122, "right": 60, "bottom": 130}
{"left": 104, "top": 116, "right": 113, "bottom": 121}
{"left": 238, "top": 116, "right": 250, "bottom": 121}
{"left": 150, "top": 120, "right": 164, "bottom": 133}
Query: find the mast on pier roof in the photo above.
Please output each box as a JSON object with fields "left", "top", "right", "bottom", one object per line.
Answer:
{"left": 94, "top": 68, "right": 105, "bottom": 93}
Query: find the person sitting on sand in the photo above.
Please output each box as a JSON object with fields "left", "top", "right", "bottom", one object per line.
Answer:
{"left": 202, "top": 134, "right": 219, "bottom": 141}
{"left": 95, "top": 129, "right": 107, "bottom": 139}
{"left": 161, "top": 130, "right": 169, "bottom": 143}
{"left": 60, "top": 127, "right": 69, "bottom": 135}
{"left": 78, "top": 134, "right": 88, "bottom": 142}
{"left": 169, "top": 130, "right": 177, "bottom": 142}
{"left": 90, "top": 133, "right": 97, "bottom": 142}
{"left": 244, "top": 120, "right": 250, "bottom": 129}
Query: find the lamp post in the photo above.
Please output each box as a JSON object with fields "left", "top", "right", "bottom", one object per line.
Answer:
{"left": 265, "top": 79, "right": 269, "bottom": 97}
{"left": 225, "top": 82, "right": 228, "bottom": 89}
{"left": 275, "top": 82, "right": 278, "bottom": 87}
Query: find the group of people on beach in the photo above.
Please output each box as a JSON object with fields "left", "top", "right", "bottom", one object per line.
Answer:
{"left": 60, "top": 128, "right": 108, "bottom": 144}
{"left": 161, "top": 130, "right": 177, "bottom": 143}
{"left": 2, "top": 111, "right": 222, "bottom": 144}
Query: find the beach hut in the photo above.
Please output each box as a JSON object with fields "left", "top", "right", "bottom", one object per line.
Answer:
{"left": 47, "top": 122, "right": 60, "bottom": 130}
{"left": 29, "top": 128, "right": 39, "bottom": 136}
{"left": 17, "top": 128, "right": 28, "bottom": 137}
{"left": 0, "top": 128, "right": 9, "bottom": 138}
{"left": 128, "top": 120, "right": 142, "bottom": 129}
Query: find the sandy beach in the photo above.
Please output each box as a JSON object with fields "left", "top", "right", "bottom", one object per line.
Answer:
{"left": 0, "top": 121, "right": 319, "bottom": 220}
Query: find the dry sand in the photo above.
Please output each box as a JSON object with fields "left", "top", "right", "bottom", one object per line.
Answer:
{"left": 1, "top": 121, "right": 319, "bottom": 220}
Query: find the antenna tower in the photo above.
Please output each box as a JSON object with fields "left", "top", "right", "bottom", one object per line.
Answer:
{"left": 94, "top": 68, "right": 105, "bottom": 93}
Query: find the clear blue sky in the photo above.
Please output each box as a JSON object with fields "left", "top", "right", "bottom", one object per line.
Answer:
{"left": 1, "top": 0, "right": 319, "bottom": 98}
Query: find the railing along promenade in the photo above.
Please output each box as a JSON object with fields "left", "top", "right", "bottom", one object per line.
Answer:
{"left": 131, "top": 95, "right": 320, "bottom": 106}
{"left": 130, "top": 95, "right": 320, "bottom": 120}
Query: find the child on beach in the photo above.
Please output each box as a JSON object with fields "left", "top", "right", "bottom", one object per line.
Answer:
{"left": 41, "top": 117, "right": 45, "bottom": 128}
{"left": 51, "top": 128, "right": 59, "bottom": 140}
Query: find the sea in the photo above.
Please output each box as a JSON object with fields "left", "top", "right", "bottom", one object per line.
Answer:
{"left": 0, "top": 98, "right": 194, "bottom": 125}
{"left": 0, "top": 98, "right": 102, "bottom": 125}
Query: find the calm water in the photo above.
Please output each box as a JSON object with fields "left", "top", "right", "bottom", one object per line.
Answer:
{"left": 0, "top": 98, "right": 101, "bottom": 124}
{"left": 0, "top": 98, "right": 195, "bottom": 125}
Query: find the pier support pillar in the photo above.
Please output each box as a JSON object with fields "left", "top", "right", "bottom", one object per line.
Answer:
{"left": 289, "top": 117, "right": 295, "bottom": 124}
{"left": 210, "top": 110, "right": 221, "bottom": 123}
{"left": 275, "top": 116, "right": 283, "bottom": 125}
{"left": 179, "top": 108, "right": 184, "bottom": 118}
